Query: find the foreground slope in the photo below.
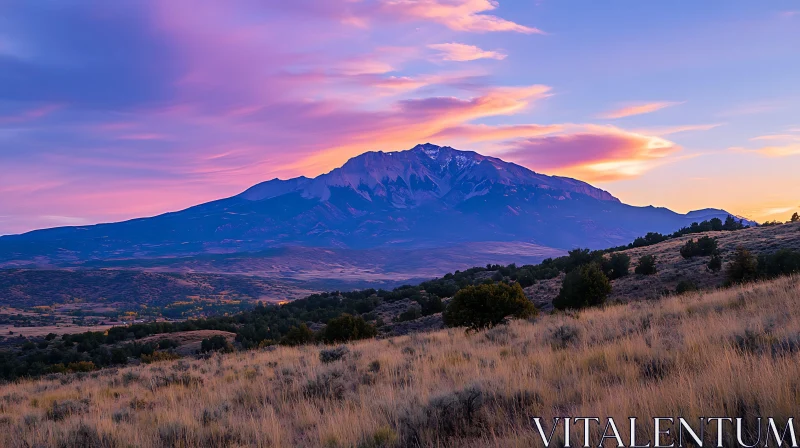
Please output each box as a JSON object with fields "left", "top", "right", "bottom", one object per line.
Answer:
{"left": 1, "top": 275, "right": 798, "bottom": 447}
{"left": 0, "top": 144, "right": 747, "bottom": 274}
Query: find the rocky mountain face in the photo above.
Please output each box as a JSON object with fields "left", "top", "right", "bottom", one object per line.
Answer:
{"left": 0, "top": 144, "right": 747, "bottom": 274}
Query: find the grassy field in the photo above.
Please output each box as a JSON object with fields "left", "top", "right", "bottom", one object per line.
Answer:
{"left": 1, "top": 274, "right": 798, "bottom": 447}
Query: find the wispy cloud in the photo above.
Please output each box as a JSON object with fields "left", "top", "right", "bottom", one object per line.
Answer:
{"left": 730, "top": 133, "right": 800, "bottom": 157}
{"left": 762, "top": 206, "right": 797, "bottom": 216}
{"left": 502, "top": 125, "right": 681, "bottom": 181}
{"left": 599, "top": 101, "right": 683, "bottom": 119}
{"left": 634, "top": 123, "right": 723, "bottom": 136}
{"left": 428, "top": 43, "right": 507, "bottom": 62}
{"left": 717, "top": 100, "right": 785, "bottom": 117}
{"left": 0, "top": 104, "right": 62, "bottom": 124}
{"left": 377, "top": 0, "right": 544, "bottom": 34}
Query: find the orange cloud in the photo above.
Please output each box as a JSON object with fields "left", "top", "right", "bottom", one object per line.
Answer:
{"left": 379, "top": 0, "right": 544, "bottom": 34}
{"left": 751, "top": 144, "right": 800, "bottom": 157}
{"left": 599, "top": 101, "right": 683, "bottom": 119}
{"left": 428, "top": 43, "right": 507, "bottom": 61}
{"left": 501, "top": 126, "right": 681, "bottom": 181}
{"left": 730, "top": 134, "right": 800, "bottom": 157}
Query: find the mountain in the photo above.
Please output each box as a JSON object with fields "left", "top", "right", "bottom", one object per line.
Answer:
{"left": 0, "top": 144, "right": 751, "bottom": 275}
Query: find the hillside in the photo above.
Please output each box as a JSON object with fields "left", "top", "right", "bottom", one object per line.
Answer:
{"left": 526, "top": 221, "right": 800, "bottom": 310}
{"left": 1, "top": 275, "right": 798, "bottom": 447}
{"left": 0, "top": 144, "right": 749, "bottom": 276}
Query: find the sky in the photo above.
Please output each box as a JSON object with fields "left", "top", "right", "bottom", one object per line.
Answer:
{"left": 1, "top": 0, "right": 799, "bottom": 235}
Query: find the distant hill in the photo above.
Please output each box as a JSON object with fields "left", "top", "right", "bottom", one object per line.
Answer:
{"left": 0, "top": 143, "right": 753, "bottom": 276}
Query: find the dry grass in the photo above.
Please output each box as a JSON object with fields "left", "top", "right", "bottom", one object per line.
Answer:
{"left": 2, "top": 275, "right": 800, "bottom": 447}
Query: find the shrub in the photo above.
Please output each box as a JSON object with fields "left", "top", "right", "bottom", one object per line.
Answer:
{"left": 675, "top": 280, "right": 698, "bottom": 294}
{"left": 58, "top": 423, "right": 117, "bottom": 448}
{"left": 303, "top": 368, "right": 346, "bottom": 400}
{"left": 549, "top": 324, "right": 580, "bottom": 350}
{"left": 602, "top": 252, "right": 630, "bottom": 280}
{"left": 442, "top": 282, "right": 537, "bottom": 330}
{"left": 726, "top": 246, "right": 759, "bottom": 284}
{"left": 280, "top": 323, "right": 315, "bottom": 346}
{"left": 47, "top": 399, "right": 90, "bottom": 421}
{"left": 200, "top": 335, "right": 233, "bottom": 353}
{"left": 792, "top": 212, "right": 800, "bottom": 223}
{"left": 157, "top": 339, "right": 179, "bottom": 350}
{"left": 635, "top": 255, "right": 658, "bottom": 275}
{"left": 397, "top": 306, "right": 422, "bottom": 322}
{"left": 553, "top": 263, "right": 612, "bottom": 310}
{"left": 319, "top": 346, "right": 349, "bottom": 364}
{"left": 680, "top": 236, "right": 718, "bottom": 258}
{"left": 112, "top": 408, "right": 134, "bottom": 424}
{"left": 399, "top": 385, "right": 485, "bottom": 445}
{"left": 707, "top": 253, "right": 722, "bottom": 272}
{"left": 141, "top": 351, "right": 181, "bottom": 364}
{"left": 758, "top": 249, "right": 800, "bottom": 278}
{"left": 320, "top": 314, "right": 377, "bottom": 343}
{"left": 360, "top": 427, "right": 398, "bottom": 448}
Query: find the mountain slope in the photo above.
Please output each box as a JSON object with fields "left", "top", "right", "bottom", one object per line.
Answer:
{"left": 0, "top": 144, "right": 750, "bottom": 272}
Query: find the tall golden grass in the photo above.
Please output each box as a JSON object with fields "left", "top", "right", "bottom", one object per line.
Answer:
{"left": 1, "top": 275, "right": 800, "bottom": 447}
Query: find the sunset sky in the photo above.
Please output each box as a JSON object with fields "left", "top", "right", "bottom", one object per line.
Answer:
{"left": 1, "top": 0, "right": 799, "bottom": 235}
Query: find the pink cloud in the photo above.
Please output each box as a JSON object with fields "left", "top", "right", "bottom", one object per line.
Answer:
{"left": 428, "top": 42, "right": 507, "bottom": 61}
{"left": 502, "top": 126, "right": 681, "bottom": 181}
{"left": 0, "top": 104, "right": 62, "bottom": 124}
{"left": 116, "top": 134, "right": 170, "bottom": 141}
{"left": 599, "top": 101, "right": 683, "bottom": 119}
{"left": 376, "top": 0, "right": 544, "bottom": 34}
{"left": 633, "top": 123, "right": 723, "bottom": 136}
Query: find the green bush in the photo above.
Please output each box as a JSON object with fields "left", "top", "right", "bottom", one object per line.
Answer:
{"left": 320, "top": 314, "right": 377, "bottom": 343}
{"left": 635, "top": 255, "right": 658, "bottom": 275}
{"left": 200, "top": 335, "right": 233, "bottom": 353}
{"left": 553, "top": 263, "right": 612, "bottom": 310}
{"left": 397, "top": 306, "right": 422, "bottom": 322}
{"left": 707, "top": 253, "right": 722, "bottom": 272}
{"left": 280, "top": 323, "right": 315, "bottom": 346}
{"left": 675, "top": 280, "right": 698, "bottom": 294}
{"left": 680, "top": 236, "right": 718, "bottom": 258}
{"left": 726, "top": 246, "right": 759, "bottom": 284}
{"left": 442, "top": 282, "right": 537, "bottom": 330}
{"left": 757, "top": 249, "right": 800, "bottom": 278}
{"left": 602, "top": 252, "right": 630, "bottom": 280}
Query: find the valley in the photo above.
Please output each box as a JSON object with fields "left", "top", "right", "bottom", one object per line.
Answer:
{"left": 1, "top": 271, "right": 798, "bottom": 447}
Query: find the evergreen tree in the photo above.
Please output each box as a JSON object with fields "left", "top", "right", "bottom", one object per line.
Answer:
{"left": 602, "top": 252, "right": 631, "bottom": 280}
{"left": 726, "top": 246, "right": 759, "bottom": 284}
{"left": 443, "top": 282, "right": 537, "bottom": 330}
{"left": 320, "top": 314, "right": 377, "bottom": 343}
{"left": 635, "top": 255, "right": 658, "bottom": 275}
{"left": 553, "top": 263, "right": 612, "bottom": 310}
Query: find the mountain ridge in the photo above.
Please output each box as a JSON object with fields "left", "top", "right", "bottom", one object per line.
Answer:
{"left": 0, "top": 144, "right": 752, "bottom": 274}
